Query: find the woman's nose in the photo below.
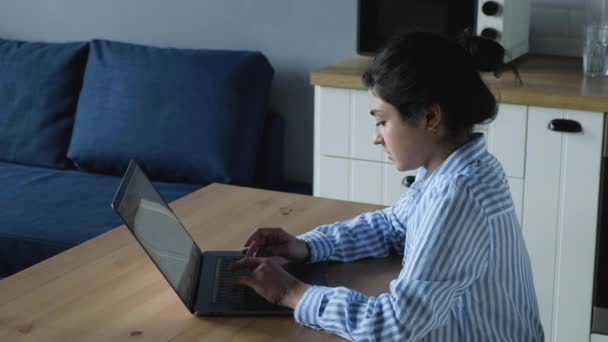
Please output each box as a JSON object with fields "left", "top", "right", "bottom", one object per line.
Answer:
{"left": 373, "top": 130, "right": 383, "bottom": 145}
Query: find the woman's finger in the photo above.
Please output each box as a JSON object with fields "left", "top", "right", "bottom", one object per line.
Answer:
{"left": 244, "top": 240, "right": 255, "bottom": 257}
{"left": 244, "top": 227, "right": 282, "bottom": 247}
{"left": 234, "top": 256, "right": 265, "bottom": 270}
{"left": 244, "top": 230, "right": 262, "bottom": 247}
{"left": 246, "top": 240, "right": 261, "bottom": 257}
{"left": 244, "top": 228, "right": 271, "bottom": 247}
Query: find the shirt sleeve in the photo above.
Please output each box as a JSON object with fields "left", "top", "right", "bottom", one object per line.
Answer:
{"left": 297, "top": 198, "right": 408, "bottom": 263}
{"left": 294, "top": 178, "right": 490, "bottom": 341}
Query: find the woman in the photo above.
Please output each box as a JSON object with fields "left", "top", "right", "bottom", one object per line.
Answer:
{"left": 235, "top": 31, "right": 544, "bottom": 341}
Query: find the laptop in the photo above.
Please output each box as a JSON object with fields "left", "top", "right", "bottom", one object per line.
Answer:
{"left": 111, "top": 160, "right": 328, "bottom": 316}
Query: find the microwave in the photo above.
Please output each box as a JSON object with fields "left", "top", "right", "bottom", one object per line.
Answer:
{"left": 357, "top": 0, "right": 531, "bottom": 62}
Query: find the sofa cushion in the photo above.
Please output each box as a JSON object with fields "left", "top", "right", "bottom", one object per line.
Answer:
{"left": 0, "top": 39, "right": 88, "bottom": 168}
{"left": 0, "top": 161, "right": 201, "bottom": 277}
{"left": 67, "top": 39, "right": 274, "bottom": 186}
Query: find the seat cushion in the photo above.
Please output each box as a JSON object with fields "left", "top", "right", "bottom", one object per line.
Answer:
{"left": 67, "top": 39, "right": 274, "bottom": 186}
{"left": 0, "top": 162, "right": 201, "bottom": 277}
{"left": 0, "top": 39, "right": 88, "bottom": 168}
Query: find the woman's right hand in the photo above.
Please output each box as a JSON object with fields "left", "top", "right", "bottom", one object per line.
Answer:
{"left": 241, "top": 227, "right": 310, "bottom": 263}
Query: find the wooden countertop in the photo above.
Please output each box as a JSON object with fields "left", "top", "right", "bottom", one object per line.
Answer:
{"left": 310, "top": 55, "right": 608, "bottom": 113}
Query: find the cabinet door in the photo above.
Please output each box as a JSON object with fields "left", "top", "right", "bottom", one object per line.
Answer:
{"left": 317, "top": 156, "right": 386, "bottom": 205}
{"left": 384, "top": 165, "right": 415, "bottom": 205}
{"left": 351, "top": 90, "right": 384, "bottom": 162}
{"left": 486, "top": 104, "right": 528, "bottom": 178}
{"left": 476, "top": 103, "right": 528, "bottom": 179}
{"left": 318, "top": 87, "right": 350, "bottom": 158}
{"left": 523, "top": 107, "right": 603, "bottom": 342}
{"left": 351, "top": 159, "right": 383, "bottom": 204}
{"left": 317, "top": 156, "right": 349, "bottom": 201}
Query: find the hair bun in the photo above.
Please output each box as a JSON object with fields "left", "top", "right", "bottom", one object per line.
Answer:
{"left": 457, "top": 28, "right": 509, "bottom": 77}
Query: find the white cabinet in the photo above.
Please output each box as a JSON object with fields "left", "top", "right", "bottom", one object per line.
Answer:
{"left": 317, "top": 156, "right": 349, "bottom": 201}
{"left": 313, "top": 85, "right": 605, "bottom": 342}
{"left": 523, "top": 107, "right": 603, "bottom": 342}
{"left": 314, "top": 86, "right": 528, "bottom": 217}
{"left": 314, "top": 86, "right": 404, "bottom": 206}
{"left": 351, "top": 159, "right": 383, "bottom": 204}
{"left": 482, "top": 103, "right": 528, "bottom": 178}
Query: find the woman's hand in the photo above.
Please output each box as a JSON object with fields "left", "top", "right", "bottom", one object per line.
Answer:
{"left": 234, "top": 257, "right": 311, "bottom": 309}
{"left": 242, "top": 227, "right": 310, "bottom": 263}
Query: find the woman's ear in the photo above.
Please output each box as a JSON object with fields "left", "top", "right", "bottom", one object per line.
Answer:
{"left": 424, "top": 104, "right": 443, "bottom": 133}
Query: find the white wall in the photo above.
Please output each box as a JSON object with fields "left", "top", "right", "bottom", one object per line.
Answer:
{"left": 0, "top": 0, "right": 357, "bottom": 186}
{"left": 0, "top": 0, "right": 591, "bottom": 187}
{"left": 531, "top": 0, "right": 586, "bottom": 56}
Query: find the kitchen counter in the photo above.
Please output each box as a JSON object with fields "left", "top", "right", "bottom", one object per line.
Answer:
{"left": 310, "top": 55, "right": 608, "bottom": 113}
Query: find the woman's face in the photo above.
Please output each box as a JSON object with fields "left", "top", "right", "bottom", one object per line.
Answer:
{"left": 369, "top": 89, "right": 438, "bottom": 172}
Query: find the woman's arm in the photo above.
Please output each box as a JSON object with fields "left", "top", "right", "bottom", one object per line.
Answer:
{"left": 298, "top": 201, "right": 408, "bottom": 263}
{"left": 294, "top": 180, "right": 490, "bottom": 341}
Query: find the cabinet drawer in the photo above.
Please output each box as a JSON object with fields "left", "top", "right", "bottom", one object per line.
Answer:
{"left": 351, "top": 159, "right": 383, "bottom": 204}
{"left": 318, "top": 87, "right": 350, "bottom": 158}
{"left": 317, "top": 156, "right": 383, "bottom": 204}
{"left": 318, "top": 154, "right": 524, "bottom": 212}
{"left": 384, "top": 164, "right": 415, "bottom": 205}
{"left": 317, "top": 156, "right": 412, "bottom": 205}
{"left": 317, "top": 156, "right": 349, "bottom": 201}
{"left": 318, "top": 88, "right": 384, "bottom": 161}
{"left": 319, "top": 88, "right": 528, "bottom": 179}
{"left": 317, "top": 156, "right": 387, "bottom": 205}
{"left": 318, "top": 154, "right": 534, "bottom": 209}
{"left": 352, "top": 89, "right": 384, "bottom": 161}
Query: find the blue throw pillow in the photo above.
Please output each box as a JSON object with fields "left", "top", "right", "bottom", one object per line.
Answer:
{"left": 0, "top": 39, "right": 88, "bottom": 168}
{"left": 67, "top": 39, "right": 274, "bottom": 185}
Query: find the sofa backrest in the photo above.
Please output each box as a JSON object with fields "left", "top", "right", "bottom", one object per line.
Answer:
{"left": 67, "top": 39, "right": 275, "bottom": 187}
{"left": 0, "top": 38, "right": 281, "bottom": 188}
{"left": 0, "top": 39, "right": 88, "bottom": 169}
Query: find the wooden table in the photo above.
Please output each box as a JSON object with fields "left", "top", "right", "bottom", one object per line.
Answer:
{"left": 0, "top": 184, "right": 402, "bottom": 341}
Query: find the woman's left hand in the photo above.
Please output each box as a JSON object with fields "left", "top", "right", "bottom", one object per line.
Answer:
{"left": 233, "top": 257, "right": 311, "bottom": 309}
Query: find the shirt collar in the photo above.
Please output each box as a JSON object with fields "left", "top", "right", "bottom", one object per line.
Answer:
{"left": 411, "top": 133, "right": 487, "bottom": 189}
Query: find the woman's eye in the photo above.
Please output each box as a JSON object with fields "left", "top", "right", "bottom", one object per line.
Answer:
{"left": 375, "top": 121, "right": 386, "bottom": 127}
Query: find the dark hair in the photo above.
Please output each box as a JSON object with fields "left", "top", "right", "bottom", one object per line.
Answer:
{"left": 362, "top": 30, "right": 515, "bottom": 142}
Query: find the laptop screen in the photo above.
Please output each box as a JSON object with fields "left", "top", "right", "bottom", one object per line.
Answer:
{"left": 112, "top": 161, "right": 202, "bottom": 311}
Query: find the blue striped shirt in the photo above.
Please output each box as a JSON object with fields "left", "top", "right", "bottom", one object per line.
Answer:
{"left": 296, "top": 134, "right": 544, "bottom": 341}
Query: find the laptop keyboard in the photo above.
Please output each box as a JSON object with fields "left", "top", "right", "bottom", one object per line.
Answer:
{"left": 211, "top": 256, "right": 269, "bottom": 307}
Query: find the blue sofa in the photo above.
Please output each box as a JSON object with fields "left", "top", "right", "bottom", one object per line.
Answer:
{"left": 0, "top": 38, "right": 283, "bottom": 277}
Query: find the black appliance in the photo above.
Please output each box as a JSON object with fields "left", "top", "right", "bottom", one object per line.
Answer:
{"left": 357, "top": 0, "right": 478, "bottom": 55}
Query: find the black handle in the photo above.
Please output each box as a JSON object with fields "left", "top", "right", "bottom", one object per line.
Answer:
{"left": 548, "top": 119, "right": 582, "bottom": 133}
{"left": 482, "top": 1, "right": 501, "bottom": 16}
{"left": 480, "top": 28, "right": 500, "bottom": 41}
{"left": 402, "top": 175, "right": 416, "bottom": 188}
